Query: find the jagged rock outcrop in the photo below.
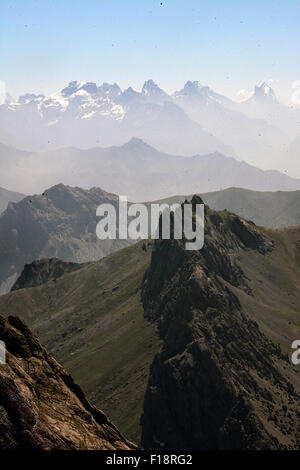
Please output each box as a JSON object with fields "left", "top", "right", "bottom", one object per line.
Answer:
{"left": 0, "top": 315, "right": 137, "bottom": 450}
{"left": 11, "top": 258, "right": 86, "bottom": 291}
{"left": 141, "top": 197, "right": 300, "bottom": 450}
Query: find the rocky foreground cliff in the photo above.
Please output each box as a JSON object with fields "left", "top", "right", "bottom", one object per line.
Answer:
{"left": 0, "top": 315, "right": 136, "bottom": 450}
{"left": 141, "top": 196, "right": 300, "bottom": 450}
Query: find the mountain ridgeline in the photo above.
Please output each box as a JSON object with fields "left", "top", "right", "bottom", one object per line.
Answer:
{"left": 160, "top": 187, "right": 300, "bottom": 228}
{"left": 1, "top": 139, "right": 300, "bottom": 198}
{"left": 0, "top": 183, "right": 300, "bottom": 295}
{"left": 11, "top": 258, "right": 88, "bottom": 291}
{"left": 140, "top": 197, "right": 300, "bottom": 449}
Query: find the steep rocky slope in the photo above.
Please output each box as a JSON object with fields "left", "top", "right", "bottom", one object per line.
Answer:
{"left": 141, "top": 197, "right": 300, "bottom": 449}
{"left": 0, "top": 315, "right": 136, "bottom": 450}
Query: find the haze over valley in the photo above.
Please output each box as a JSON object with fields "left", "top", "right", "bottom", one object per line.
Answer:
{"left": 1, "top": 79, "right": 300, "bottom": 186}
{"left": 1, "top": 0, "right": 300, "bottom": 453}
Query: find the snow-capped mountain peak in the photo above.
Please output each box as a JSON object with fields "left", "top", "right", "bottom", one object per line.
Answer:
{"left": 174, "top": 81, "right": 220, "bottom": 102}
{"left": 122, "top": 86, "right": 139, "bottom": 97}
{"left": 1, "top": 79, "right": 298, "bottom": 178}
{"left": 142, "top": 80, "right": 170, "bottom": 102}
{"left": 61, "top": 81, "right": 84, "bottom": 97}
{"left": 142, "top": 79, "right": 159, "bottom": 94}
{"left": 253, "top": 82, "right": 276, "bottom": 101}
{"left": 173, "top": 81, "right": 239, "bottom": 113}
{"left": 181, "top": 80, "right": 203, "bottom": 94}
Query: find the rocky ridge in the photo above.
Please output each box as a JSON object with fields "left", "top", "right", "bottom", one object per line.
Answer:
{"left": 141, "top": 197, "right": 300, "bottom": 449}
{"left": 11, "top": 258, "right": 87, "bottom": 291}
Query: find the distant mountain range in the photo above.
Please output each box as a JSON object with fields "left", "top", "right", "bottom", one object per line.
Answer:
{"left": 0, "top": 182, "right": 299, "bottom": 295}
{"left": 1, "top": 80, "right": 299, "bottom": 176}
{"left": 1, "top": 138, "right": 300, "bottom": 199}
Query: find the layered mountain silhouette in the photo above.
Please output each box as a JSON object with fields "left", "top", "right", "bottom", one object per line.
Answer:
{"left": 1, "top": 80, "right": 299, "bottom": 175}
{"left": 1, "top": 139, "right": 300, "bottom": 198}
{"left": 173, "top": 81, "right": 289, "bottom": 169}
{"left": 0, "top": 315, "right": 136, "bottom": 450}
{"left": 1, "top": 200, "right": 300, "bottom": 448}
{"left": 0, "top": 81, "right": 231, "bottom": 158}
{"left": 0, "top": 183, "right": 300, "bottom": 295}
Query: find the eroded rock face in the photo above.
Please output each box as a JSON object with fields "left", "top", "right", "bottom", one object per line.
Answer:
{"left": 141, "top": 201, "right": 300, "bottom": 450}
{"left": 0, "top": 315, "right": 137, "bottom": 450}
{"left": 11, "top": 258, "right": 86, "bottom": 291}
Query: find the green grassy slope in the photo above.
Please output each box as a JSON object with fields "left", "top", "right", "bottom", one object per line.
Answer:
{"left": 0, "top": 242, "right": 161, "bottom": 443}
{"left": 1, "top": 221, "right": 300, "bottom": 443}
{"left": 231, "top": 225, "right": 300, "bottom": 355}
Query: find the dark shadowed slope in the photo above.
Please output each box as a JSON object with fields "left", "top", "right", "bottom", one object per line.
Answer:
{"left": 0, "top": 315, "right": 137, "bottom": 450}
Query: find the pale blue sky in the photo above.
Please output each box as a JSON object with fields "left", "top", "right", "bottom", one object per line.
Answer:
{"left": 1, "top": 0, "right": 299, "bottom": 103}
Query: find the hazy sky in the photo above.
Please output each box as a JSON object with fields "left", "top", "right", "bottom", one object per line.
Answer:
{"left": 1, "top": 0, "right": 299, "bottom": 104}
